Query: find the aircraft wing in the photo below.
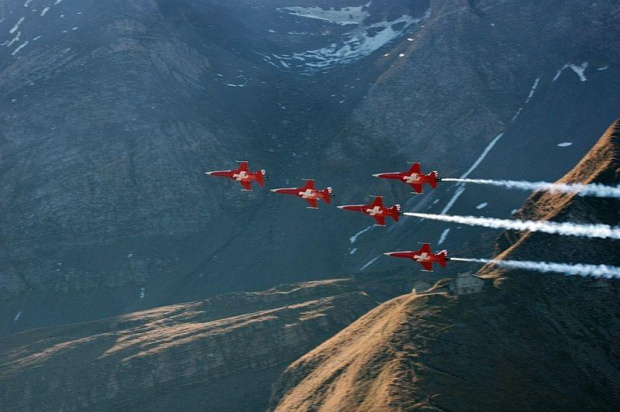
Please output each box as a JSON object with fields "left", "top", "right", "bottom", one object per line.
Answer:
{"left": 408, "top": 162, "right": 421, "bottom": 174}
{"left": 370, "top": 196, "right": 383, "bottom": 208}
{"left": 306, "top": 198, "right": 318, "bottom": 209}
{"left": 237, "top": 161, "right": 249, "bottom": 172}
{"left": 418, "top": 243, "right": 432, "bottom": 254}
{"left": 240, "top": 180, "right": 252, "bottom": 191}
{"left": 410, "top": 183, "right": 423, "bottom": 193}
{"left": 420, "top": 261, "right": 433, "bottom": 271}
{"left": 373, "top": 216, "right": 386, "bottom": 226}
{"left": 302, "top": 179, "right": 316, "bottom": 191}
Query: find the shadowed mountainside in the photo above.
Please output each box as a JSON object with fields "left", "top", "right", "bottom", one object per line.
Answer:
{"left": 269, "top": 121, "right": 620, "bottom": 411}
{"left": 0, "top": 273, "right": 415, "bottom": 411}
{"left": 2, "top": 0, "right": 620, "bottom": 336}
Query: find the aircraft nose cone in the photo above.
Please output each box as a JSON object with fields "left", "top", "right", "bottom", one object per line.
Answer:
{"left": 270, "top": 189, "right": 279, "bottom": 193}
{"left": 205, "top": 171, "right": 213, "bottom": 175}
{"left": 337, "top": 206, "right": 346, "bottom": 209}
{"left": 372, "top": 173, "right": 382, "bottom": 178}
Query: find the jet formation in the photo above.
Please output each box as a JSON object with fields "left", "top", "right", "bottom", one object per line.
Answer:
{"left": 206, "top": 161, "right": 449, "bottom": 271}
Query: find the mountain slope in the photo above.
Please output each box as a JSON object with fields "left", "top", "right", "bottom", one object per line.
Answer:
{"left": 0, "top": 272, "right": 414, "bottom": 411}
{"left": 1, "top": 0, "right": 620, "bottom": 335}
{"left": 269, "top": 122, "right": 620, "bottom": 411}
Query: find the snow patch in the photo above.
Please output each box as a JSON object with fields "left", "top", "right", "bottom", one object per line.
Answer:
{"left": 511, "top": 107, "right": 522, "bottom": 123}
{"left": 41, "top": 7, "right": 50, "bottom": 16}
{"left": 360, "top": 255, "right": 380, "bottom": 271}
{"left": 569, "top": 62, "right": 588, "bottom": 82}
{"left": 268, "top": 5, "right": 429, "bottom": 72}
{"left": 350, "top": 225, "right": 377, "bottom": 244}
{"left": 441, "top": 133, "right": 504, "bottom": 214}
{"left": 557, "top": 142, "right": 573, "bottom": 147}
{"left": 475, "top": 202, "right": 488, "bottom": 210}
{"left": 7, "top": 31, "right": 21, "bottom": 47}
{"left": 552, "top": 64, "right": 568, "bottom": 82}
{"left": 139, "top": 288, "right": 146, "bottom": 299}
{"left": 441, "top": 186, "right": 466, "bottom": 215}
{"left": 24, "top": 0, "right": 34, "bottom": 7}
{"left": 554, "top": 62, "right": 589, "bottom": 82}
{"left": 524, "top": 77, "right": 539, "bottom": 104}
{"left": 349, "top": 248, "right": 357, "bottom": 255}
{"left": 13, "top": 311, "right": 22, "bottom": 322}
{"left": 438, "top": 228, "right": 451, "bottom": 245}
{"left": 278, "top": 2, "right": 370, "bottom": 26}
{"left": 12, "top": 40, "right": 29, "bottom": 55}
{"left": 597, "top": 65, "right": 608, "bottom": 71}
{"left": 10, "top": 17, "right": 25, "bottom": 34}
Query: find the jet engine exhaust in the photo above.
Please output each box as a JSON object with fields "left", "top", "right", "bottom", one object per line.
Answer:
{"left": 404, "top": 212, "right": 620, "bottom": 240}
{"left": 451, "top": 257, "right": 620, "bottom": 279}
{"left": 441, "top": 178, "right": 620, "bottom": 198}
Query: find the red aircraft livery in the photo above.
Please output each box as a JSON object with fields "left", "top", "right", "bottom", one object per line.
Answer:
{"left": 205, "top": 161, "right": 266, "bottom": 191}
{"left": 384, "top": 243, "right": 450, "bottom": 271}
{"left": 373, "top": 162, "right": 440, "bottom": 194}
{"left": 271, "top": 179, "right": 334, "bottom": 209}
{"left": 337, "top": 196, "right": 401, "bottom": 226}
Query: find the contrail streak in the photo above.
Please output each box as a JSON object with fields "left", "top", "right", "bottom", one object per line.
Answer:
{"left": 404, "top": 212, "right": 620, "bottom": 240}
{"left": 451, "top": 257, "right": 620, "bottom": 279}
{"left": 441, "top": 178, "right": 620, "bottom": 198}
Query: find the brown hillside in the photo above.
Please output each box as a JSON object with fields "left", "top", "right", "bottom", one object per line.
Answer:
{"left": 0, "top": 274, "right": 413, "bottom": 411}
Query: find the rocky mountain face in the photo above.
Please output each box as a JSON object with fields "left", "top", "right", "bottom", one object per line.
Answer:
{"left": 1, "top": 0, "right": 620, "bottom": 334}
{"left": 0, "top": 272, "right": 414, "bottom": 411}
{"left": 269, "top": 123, "right": 620, "bottom": 411}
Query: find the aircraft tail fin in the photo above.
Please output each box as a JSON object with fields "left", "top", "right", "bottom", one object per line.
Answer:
{"left": 437, "top": 250, "right": 448, "bottom": 268}
{"left": 256, "top": 170, "right": 266, "bottom": 187}
{"left": 391, "top": 204, "right": 401, "bottom": 222}
{"left": 322, "top": 187, "right": 334, "bottom": 204}
{"left": 428, "top": 171, "right": 438, "bottom": 189}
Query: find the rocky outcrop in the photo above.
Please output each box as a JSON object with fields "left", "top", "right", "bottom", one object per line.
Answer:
{"left": 0, "top": 274, "right": 413, "bottom": 411}
{"left": 493, "top": 119, "right": 620, "bottom": 265}
{"left": 269, "top": 123, "right": 620, "bottom": 411}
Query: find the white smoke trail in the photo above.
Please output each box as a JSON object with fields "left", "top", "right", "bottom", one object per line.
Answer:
{"left": 441, "top": 178, "right": 620, "bottom": 198}
{"left": 404, "top": 212, "right": 620, "bottom": 240}
{"left": 451, "top": 257, "right": 620, "bottom": 279}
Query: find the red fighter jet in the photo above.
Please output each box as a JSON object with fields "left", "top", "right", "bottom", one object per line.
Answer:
{"left": 271, "top": 179, "right": 334, "bottom": 209}
{"left": 337, "top": 196, "right": 402, "bottom": 226}
{"left": 205, "top": 161, "right": 266, "bottom": 191}
{"left": 384, "top": 243, "right": 450, "bottom": 272}
{"left": 373, "top": 162, "right": 440, "bottom": 194}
